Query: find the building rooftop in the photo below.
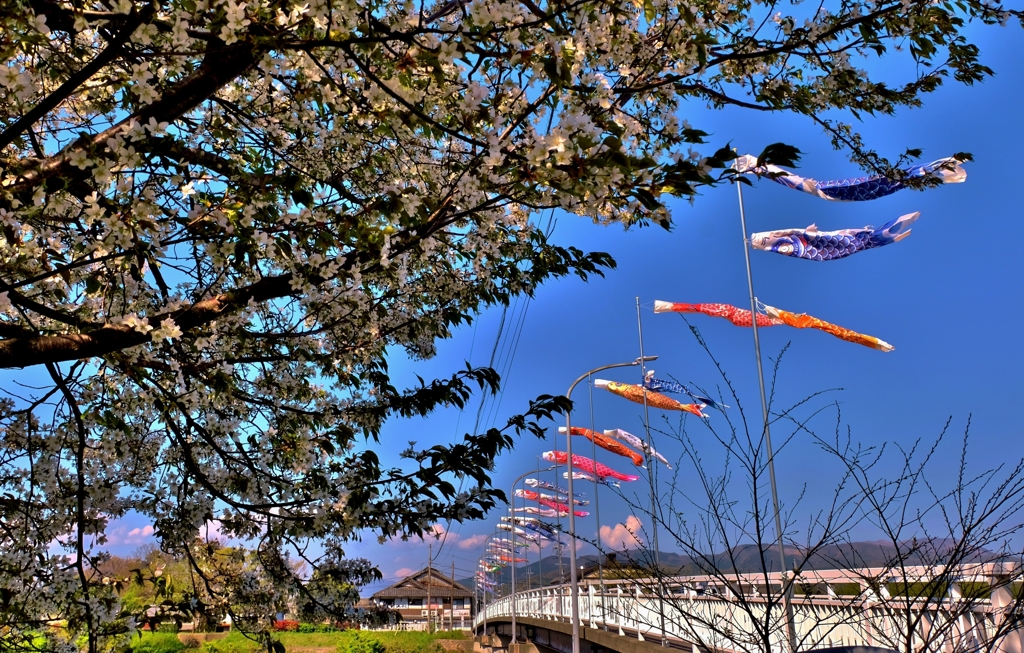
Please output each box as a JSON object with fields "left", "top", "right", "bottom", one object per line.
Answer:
{"left": 371, "top": 568, "right": 474, "bottom": 600}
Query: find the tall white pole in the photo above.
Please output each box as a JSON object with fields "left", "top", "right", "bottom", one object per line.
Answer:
{"left": 736, "top": 180, "right": 797, "bottom": 652}
{"left": 586, "top": 376, "right": 608, "bottom": 631}
{"left": 635, "top": 298, "right": 667, "bottom": 646}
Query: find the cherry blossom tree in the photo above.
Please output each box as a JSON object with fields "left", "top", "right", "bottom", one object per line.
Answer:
{"left": 0, "top": 0, "right": 1020, "bottom": 650}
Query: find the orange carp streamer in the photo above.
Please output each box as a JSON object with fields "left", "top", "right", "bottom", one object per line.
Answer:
{"left": 762, "top": 304, "right": 894, "bottom": 352}
{"left": 594, "top": 379, "right": 705, "bottom": 417}
{"left": 654, "top": 300, "right": 783, "bottom": 327}
{"left": 558, "top": 426, "right": 645, "bottom": 466}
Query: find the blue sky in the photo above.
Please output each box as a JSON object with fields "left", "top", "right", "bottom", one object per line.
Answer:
{"left": 71, "top": 22, "right": 1024, "bottom": 592}
{"left": 344, "top": 23, "right": 1024, "bottom": 589}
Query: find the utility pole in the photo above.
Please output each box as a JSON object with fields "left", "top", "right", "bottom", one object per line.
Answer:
{"left": 451, "top": 560, "right": 455, "bottom": 631}
{"left": 427, "top": 543, "right": 433, "bottom": 633}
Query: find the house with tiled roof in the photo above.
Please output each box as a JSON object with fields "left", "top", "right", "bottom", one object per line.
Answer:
{"left": 370, "top": 568, "right": 475, "bottom": 629}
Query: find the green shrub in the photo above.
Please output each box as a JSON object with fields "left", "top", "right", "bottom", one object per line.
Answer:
{"left": 200, "top": 633, "right": 261, "bottom": 653}
{"left": 344, "top": 633, "right": 385, "bottom": 653}
{"left": 297, "top": 623, "right": 338, "bottom": 633}
{"left": 130, "top": 632, "right": 187, "bottom": 653}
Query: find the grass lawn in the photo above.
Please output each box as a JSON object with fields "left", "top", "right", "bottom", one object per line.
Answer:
{"left": 130, "top": 630, "right": 468, "bottom": 653}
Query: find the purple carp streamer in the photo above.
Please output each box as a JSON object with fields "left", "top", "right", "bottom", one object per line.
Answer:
{"left": 733, "top": 155, "right": 966, "bottom": 201}
{"left": 751, "top": 212, "right": 920, "bottom": 261}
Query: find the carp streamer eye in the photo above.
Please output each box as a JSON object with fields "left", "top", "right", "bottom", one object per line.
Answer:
{"left": 778, "top": 242, "right": 794, "bottom": 254}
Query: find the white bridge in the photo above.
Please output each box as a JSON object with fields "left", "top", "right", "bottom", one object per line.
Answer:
{"left": 474, "top": 564, "right": 1024, "bottom": 653}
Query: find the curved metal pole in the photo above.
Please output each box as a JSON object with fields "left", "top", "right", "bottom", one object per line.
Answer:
{"left": 736, "top": 180, "right": 796, "bottom": 652}
{"left": 511, "top": 466, "right": 556, "bottom": 643}
{"left": 565, "top": 355, "right": 657, "bottom": 653}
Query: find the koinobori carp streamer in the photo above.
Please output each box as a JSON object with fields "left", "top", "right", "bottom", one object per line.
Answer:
{"left": 594, "top": 379, "right": 705, "bottom": 417}
{"left": 559, "top": 426, "right": 645, "bottom": 466}
{"left": 732, "top": 154, "right": 966, "bottom": 202}
{"left": 751, "top": 213, "right": 920, "bottom": 261}
{"left": 542, "top": 450, "right": 640, "bottom": 482}
{"left": 654, "top": 300, "right": 783, "bottom": 327}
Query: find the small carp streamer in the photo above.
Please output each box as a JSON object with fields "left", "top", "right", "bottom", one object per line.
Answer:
{"left": 524, "top": 477, "right": 584, "bottom": 498}
{"left": 733, "top": 155, "right": 966, "bottom": 201}
{"left": 654, "top": 300, "right": 783, "bottom": 327}
{"left": 603, "top": 428, "right": 672, "bottom": 469}
{"left": 515, "top": 506, "right": 561, "bottom": 518}
{"left": 517, "top": 487, "right": 587, "bottom": 506}
{"left": 559, "top": 426, "right": 645, "bottom": 466}
{"left": 642, "top": 370, "right": 729, "bottom": 413}
{"left": 751, "top": 212, "right": 920, "bottom": 261}
{"left": 594, "top": 379, "right": 705, "bottom": 417}
{"left": 515, "top": 488, "right": 589, "bottom": 516}
{"left": 564, "top": 471, "right": 620, "bottom": 488}
{"left": 761, "top": 303, "right": 894, "bottom": 352}
{"left": 497, "top": 523, "right": 541, "bottom": 541}
{"left": 508, "top": 516, "right": 562, "bottom": 540}
{"left": 542, "top": 450, "right": 640, "bottom": 482}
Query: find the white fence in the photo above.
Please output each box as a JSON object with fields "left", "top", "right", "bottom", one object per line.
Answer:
{"left": 475, "top": 565, "right": 1024, "bottom": 653}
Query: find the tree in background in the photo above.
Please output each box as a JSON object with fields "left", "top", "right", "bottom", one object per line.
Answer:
{"left": 0, "top": 0, "right": 1021, "bottom": 650}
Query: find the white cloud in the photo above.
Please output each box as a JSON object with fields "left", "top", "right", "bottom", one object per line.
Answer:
{"left": 457, "top": 533, "right": 488, "bottom": 550}
{"left": 104, "top": 522, "right": 156, "bottom": 547}
{"left": 394, "top": 567, "right": 415, "bottom": 578}
{"left": 600, "top": 515, "right": 643, "bottom": 550}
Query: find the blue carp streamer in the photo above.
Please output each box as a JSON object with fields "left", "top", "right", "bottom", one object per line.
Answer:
{"left": 642, "top": 371, "right": 729, "bottom": 413}
{"left": 751, "top": 212, "right": 919, "bottom": 261}
{"left": 733, "top": 155, "right": 965, "bottom": 201}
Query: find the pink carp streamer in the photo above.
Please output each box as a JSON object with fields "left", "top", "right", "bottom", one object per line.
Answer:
{"left": 516, "top": 488, "right": 589, "bottom": 516}
{"left": 542, "top": 450, "right": 639, "bottom": 482}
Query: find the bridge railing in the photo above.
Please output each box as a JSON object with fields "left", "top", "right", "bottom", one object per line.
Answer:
{"left": 474, "top": 565, "right": 1024, "bottom": 653}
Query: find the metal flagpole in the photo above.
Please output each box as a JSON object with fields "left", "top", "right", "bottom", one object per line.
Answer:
{"left": 736, "top": 179, "right": 797, "bottom": 652}
{"left": 587, "top": 376, "right": 608, "bottom": 631}
{"left": 537, "top": 457, "right": 544, "bottom": 589}
{"left": 635, "top": 298, "right": 667, "bottom": 646}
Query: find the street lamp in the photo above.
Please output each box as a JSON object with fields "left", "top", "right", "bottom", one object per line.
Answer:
{"left": 511, "top": 465, "right": 556, "bottom": 644}
{"left": 563, "top": 355, "right": 657, "bottom": 653}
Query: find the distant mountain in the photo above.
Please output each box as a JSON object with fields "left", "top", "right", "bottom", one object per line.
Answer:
{"left": 461, "top": 538, "right": 997, "bottom": 591}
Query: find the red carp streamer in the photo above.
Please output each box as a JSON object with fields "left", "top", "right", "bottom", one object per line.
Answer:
{"left": 559, "top": 426, "right": 644, "bottom": 466}
{"left": 542, "top": 450, "right": 640, "bottom": 482}
{"left": 654, "top": 300, "right": 783, "bottom": 327}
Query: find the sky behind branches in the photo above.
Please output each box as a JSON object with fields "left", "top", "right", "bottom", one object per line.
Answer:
{"left": 77, "top": 22, "right": 1024, "bottom": 594}
{"left": 346, "top": 23, "right": 1024, "bottom": 590}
